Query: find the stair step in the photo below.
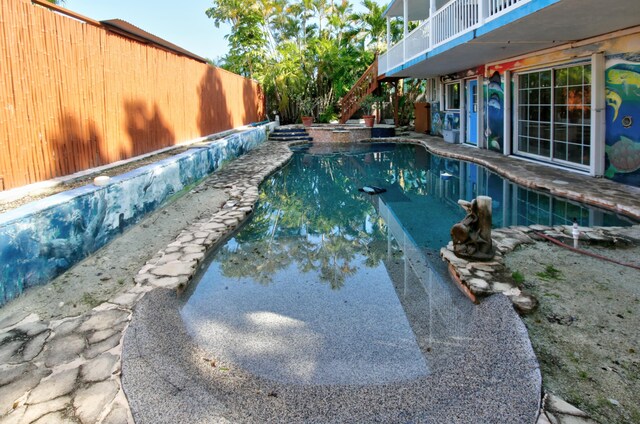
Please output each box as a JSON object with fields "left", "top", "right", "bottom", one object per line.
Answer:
{"left": 269, "top": 132, "right": 309, "bottom": 138}
{"left": 272, "top": 129, "right": 308, "bottom": 134}
{"left": 269, "top": 136, "right": 313, "bottom": 142}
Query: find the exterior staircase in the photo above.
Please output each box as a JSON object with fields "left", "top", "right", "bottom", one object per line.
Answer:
{"left": 268, "top": 126, "right": 313, "bottom": 143}
{"left": 338, "top": 56, "right": 379, "bottom": 124}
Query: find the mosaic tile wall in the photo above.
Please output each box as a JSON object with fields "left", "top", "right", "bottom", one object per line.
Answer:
{"left": 0, "top": 125, "right": 273, "bottom": 306}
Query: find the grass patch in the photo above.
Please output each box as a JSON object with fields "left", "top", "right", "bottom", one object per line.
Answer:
{"left": 536, "top": 264, "right": 563, "bottom": 281}
{"left": 512, "top": 270, "right": 525, "bottom": 284}
{"left": 80, "top": 292, "right": 101, "bottom": 308}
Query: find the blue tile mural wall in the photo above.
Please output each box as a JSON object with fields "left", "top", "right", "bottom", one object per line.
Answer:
{"left": 430, "top": 101, "right": 460, "bottom": 139}
{"left": 605, "top": 53, "right": 640, "bottom": 186}
{"left": 0, "top": 125, "right": 272, "bottom": 306}
{"left": 486, "top": 71, "right": 505, "bottom": 152}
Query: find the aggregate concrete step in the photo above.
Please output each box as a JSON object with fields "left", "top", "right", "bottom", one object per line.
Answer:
{"left": 272, "top": 127, "right": 307, "bottom": 132}
{"left": 269, "top": 132, "right": 310, "bottom": 138}
{"left": 271, "top": 131, "right": 309, "bottom": 137}
{"left": 269, "top": 127, "right": 312, "bottom": 142}
{"left": 268, "top": 136, "right": 313, "bottom": 142}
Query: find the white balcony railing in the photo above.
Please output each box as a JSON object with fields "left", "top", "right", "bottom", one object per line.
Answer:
{"left": 387, "top": 40, "right": 405, "bottom": 72}
{"left": 405, "top": 20, "right": 430, "bottom": 61}
{"left": 379, "top": 52, "right": 389, "bottom": 75}
{"left": 432, "top": 0, "right": 479, "bottom": 46}
{"left": 488, "top": 0, "right": 526, "bottom": 19}
{"left": 379, "top": 0, "right": 530, "bottom": 76}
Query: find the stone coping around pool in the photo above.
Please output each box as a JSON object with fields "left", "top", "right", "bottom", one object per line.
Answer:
{"left": 0, "top": 140, "right": 293, "bottom": 424}
{"left": 363, "top": 136, "right": 640, "bottom": 221}
{"left": 0, "top": 138, "right": 618, "bottom": 423}
{"left": 0, "top": 123, "right": 275, "bottom": 306}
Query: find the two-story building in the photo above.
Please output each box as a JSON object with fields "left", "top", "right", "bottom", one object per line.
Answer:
{"left": 379, "top": 0, "right": 640, "bottom": 187}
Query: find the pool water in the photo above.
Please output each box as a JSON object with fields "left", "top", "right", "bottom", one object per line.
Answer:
{"left": 180, "top": 143, "right": 633, "bottom": 386}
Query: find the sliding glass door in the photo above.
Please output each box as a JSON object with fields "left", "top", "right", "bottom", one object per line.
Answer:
{"left": 515, "top": 63, "right": 592, "bottom": 169}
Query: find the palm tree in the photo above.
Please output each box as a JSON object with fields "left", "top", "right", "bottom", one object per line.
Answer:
{"left": 354, "top": 0, "right": 388, "bottom": 53}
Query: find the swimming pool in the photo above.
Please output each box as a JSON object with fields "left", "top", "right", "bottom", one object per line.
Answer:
{"left": 180, "top": 143, "right": 631, "bottom": 385}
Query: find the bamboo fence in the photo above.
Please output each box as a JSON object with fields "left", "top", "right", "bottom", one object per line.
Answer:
{"left": 0, "top": 0, "right": 265, "bottom": 190}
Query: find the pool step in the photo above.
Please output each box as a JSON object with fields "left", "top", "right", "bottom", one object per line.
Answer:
{"left": 269, "top": 135, "right": 313, "bottom": 142}
{"left": 268, "top": 127, "right": 313, "bottom": 143}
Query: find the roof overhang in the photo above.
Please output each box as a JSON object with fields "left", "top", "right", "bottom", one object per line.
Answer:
{"left": 389, "top": 0, "right": 640, "bottom": 78}
{"left": 384, "top": 0, "right": 450, "bottom": 21}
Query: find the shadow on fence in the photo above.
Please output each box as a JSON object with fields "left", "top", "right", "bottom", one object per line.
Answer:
{"left": 125, "top": 101, "right": 176, "bottom": 157}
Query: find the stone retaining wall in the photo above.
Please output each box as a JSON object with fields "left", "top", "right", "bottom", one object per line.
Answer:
{"left": 0, "top": 124, "right": 275, "bottom": 306}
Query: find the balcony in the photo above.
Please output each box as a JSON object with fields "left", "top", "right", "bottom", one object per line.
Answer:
{"left": 379, "top": 0, "right": 640, "bottom": 78}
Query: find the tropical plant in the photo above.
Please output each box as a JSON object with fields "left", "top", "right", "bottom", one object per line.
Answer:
{"left": 206, "top": 0, "right": 404, "bottom": 124}
{"left": 360, "top": 94, "right": 383, "bottom": 115}
{"left": 298, "top": 96, "right": 318, "bottom": 117}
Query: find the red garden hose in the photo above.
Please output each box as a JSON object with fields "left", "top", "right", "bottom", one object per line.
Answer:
{"left": 533, "top": 232, "right": 640, "bottom": 271}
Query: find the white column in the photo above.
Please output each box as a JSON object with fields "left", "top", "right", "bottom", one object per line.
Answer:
{"left": 477, "top": 75, "right": 484, "bottom": 148}
{"left": 387, "top": 17, "right": 391, "bottom": 50}
{"left": 460, "top": 80, "right": 467, "bottom": 144}
{"left": 403, "top": 0, "right": 409, "bottom": 63}
{"left": 591, "top": 52, "right": 605, "bottom": 177}
{"left": 503, "top": 70, "right": 512, "bottom": 156}
{"left": 429, "top": 0, "right": 436, "bottom": 49}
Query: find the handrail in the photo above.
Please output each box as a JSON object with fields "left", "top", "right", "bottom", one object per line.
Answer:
{"left": 345, "top": 55, "right": 378, "bottom": 98}
{"left": 339, "top": 56, "right": 379, "bottom": 123}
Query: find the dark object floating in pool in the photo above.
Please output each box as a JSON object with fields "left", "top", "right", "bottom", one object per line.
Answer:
{"left": 358, "top": 186, "right": 386, "bottom": 195}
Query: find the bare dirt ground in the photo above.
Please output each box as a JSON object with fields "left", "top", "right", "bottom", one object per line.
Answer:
{"left": 505, "top": 240, "right": 640, "bottom": 424}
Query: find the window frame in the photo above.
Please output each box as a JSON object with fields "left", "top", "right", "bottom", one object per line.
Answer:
{"left": 444, "top": 81, "right": 461, "bottom": 111}
{"left": 513, "top": 61, "right": 592, "bottom": 171}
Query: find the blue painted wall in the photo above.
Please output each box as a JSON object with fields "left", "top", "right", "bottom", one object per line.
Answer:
{"left": 605, "top": 53, "right": 640, "bottom": 186}
{"left": 0, "top": 125, "right": 271, "bottom": 306}
{"left": 486, "top": 70, "right": 505, "bottom": 152}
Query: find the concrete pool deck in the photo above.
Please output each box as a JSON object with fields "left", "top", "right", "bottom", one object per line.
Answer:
{"left": 0, "top": 133, "right": 638, "bottom": 423}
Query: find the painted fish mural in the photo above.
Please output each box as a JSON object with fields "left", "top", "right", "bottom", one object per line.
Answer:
{"left": 605, "top": 136, "right": 640, "bottom": 178}
{"left": 607, "top": 68, "right": 640, "bottom": 95}
{"left": 488, "top": 95, "right": 502, "bottom": 110}
{"left": 605, "top": 57, "right": 640, "bottom": 186}
{"left": 486, "top": 71, "right": 504, "bottom": 152}
{"left": 606, "top": 89, "right": 623, "bottom": 121}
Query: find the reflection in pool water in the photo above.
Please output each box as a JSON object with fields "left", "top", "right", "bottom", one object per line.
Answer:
{"left": 181, "top": 143, "right": 634, "bottom": 385}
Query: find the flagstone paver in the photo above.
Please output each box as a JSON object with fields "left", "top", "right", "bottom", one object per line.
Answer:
{"left": 1, "top": 133, "right": 638, "bottom": 423}
{"left": 0, "top": 141, "right": 293, "bottom": 423}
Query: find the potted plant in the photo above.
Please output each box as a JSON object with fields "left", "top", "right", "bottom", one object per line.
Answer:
{"left": 360, "top": 95, "right": 380, "bottom": 128}
{"left": 299, "top": 97, "right": 316, "bottom": 127}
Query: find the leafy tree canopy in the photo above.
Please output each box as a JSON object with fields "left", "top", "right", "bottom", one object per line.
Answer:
{"left": 206, "top": 0, "right": 403, "bottom": 124}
